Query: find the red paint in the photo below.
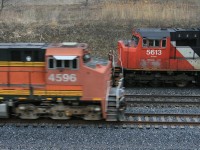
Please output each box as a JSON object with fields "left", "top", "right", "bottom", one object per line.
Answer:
{"left": 118, "top": 31, "right": 195, "bottom": 71}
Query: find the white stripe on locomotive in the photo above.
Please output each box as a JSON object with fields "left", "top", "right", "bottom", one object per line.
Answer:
{"left": 171, "top": 41, "right": 200, "bottom": 70}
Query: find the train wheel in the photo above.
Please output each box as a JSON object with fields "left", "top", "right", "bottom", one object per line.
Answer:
{"left": 175, "top": 81, "right": 188, "bottom": 87}
{"left": 149, "top": 80, "right": 161, "bottom": 87}
{"left": 83, "top": 113, "right": 101, "bottom": 120}
{"left": 124, "top": 78, "right": 136, "bottom": 87}
{"left": 83, "top": 106, "right": 102, "bottom": 120}
{"left": 15, "top": 104, "right": 39, "bottom": 119}
{"left": 49, "top": 105, "right": 70, "bottom": 120}
{"left": 124, "top": 74, "right": 136, "bottom": 87}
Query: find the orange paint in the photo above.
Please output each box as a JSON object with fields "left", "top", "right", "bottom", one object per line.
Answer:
{"left": 0, "top": 43, "right": 112, "bottom": 120}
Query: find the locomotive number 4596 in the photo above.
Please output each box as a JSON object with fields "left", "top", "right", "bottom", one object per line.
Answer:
{"left": 48, "top": 74, "right": 77, "bottom": 82}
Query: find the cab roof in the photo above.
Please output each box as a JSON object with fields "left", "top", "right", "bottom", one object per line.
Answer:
{"left": 136, "top": 28, "right": 173, "bottom": 39}
{"left": 136, "top": 28, "right": 200, "bottom": 40}
{"left": 46, "top": 47, "right": 83, "bottom": 57}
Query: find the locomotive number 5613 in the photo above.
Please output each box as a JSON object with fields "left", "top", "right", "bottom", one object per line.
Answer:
{"left": 48, "top": 74, "right": 77, "bottom": 82}
{"left": 146, "top": 49, "right": 162, "bottom": 56}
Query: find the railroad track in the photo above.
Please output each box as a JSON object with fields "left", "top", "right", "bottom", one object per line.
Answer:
{"left": 0, "top": 113, "right": 199, "bottom": 129}
{"left": 124, "top": 113, "right": 200, "bottom": 127}
{"left": 123, "top": 94, "right": 200, "bottom": 127}
{"left": 125, "top": 94, "right": 200, "bottom": 106}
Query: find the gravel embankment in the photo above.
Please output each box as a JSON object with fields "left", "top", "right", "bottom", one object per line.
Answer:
{"left": 0, "top": 125, "right": 199, "bottom": 150}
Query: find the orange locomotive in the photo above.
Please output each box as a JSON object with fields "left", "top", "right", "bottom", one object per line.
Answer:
{"left": 117, "top": 28, "right": 200, "bottom": 87}
{"left": 0, "top": 42, "right": 124, "bottom": 121}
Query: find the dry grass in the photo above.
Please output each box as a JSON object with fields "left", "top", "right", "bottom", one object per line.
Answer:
{"left": 99, "top": 0, "right": 200, "bottom": 27}
{"left": 0, "top": 5, "right": 94, "bottom": 25}
{"left": 0, "top": 0, "right": 199, "bottom": 27}
{"left": 0, "top": 22, "right": 130, "bottom": 58}
{"left": 0, "top": 0, "right": 200, "bottom": 58}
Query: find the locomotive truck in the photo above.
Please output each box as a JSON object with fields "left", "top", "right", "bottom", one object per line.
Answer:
{"left": 0, "top": 42, "right": 124, "bottom": 121}
{"left": 117, "top": 28, "right": 200, "bottom": 87}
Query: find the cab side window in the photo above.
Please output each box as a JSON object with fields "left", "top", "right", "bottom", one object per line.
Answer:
{"left": 48, "top": 58, "right": 78, "bottom": 70}
{"left": 64, "top": 60, "right": 70, "bottom": 68}
{"left": 162, "top": 39, "right": 167, "bottom": 47}
{"left": 143, "top": 39, "right": 148, "bottom": 47}
{"left": 155, "top": 40, "right": 160, "bottom": 47}
{"left": 132, "top": 35, "right": 139, "bottom": 46}
{"left": 56, "top": 60, "right": 62, "bottom": 68}
{"left": 142, "top": 39, "right": 163, "bottom": 47}
{"left": 72, "top": 59, "right": 78, "bottom": 69}
{"left": 149, "top": 40, "right": 154, "bottom": 47}
{"left": 48, "top": 58, "right": 54, "bottom": 69}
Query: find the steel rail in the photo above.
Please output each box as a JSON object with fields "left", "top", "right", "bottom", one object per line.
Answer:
{"left": 0, "top": 117, "right": 199, "bottom": 127}
{"left": 125, "top": 94, "right": 200, "bottom": 98}
{"left": 126, "top": 101, "right": 200, "bottom": 105}
{"left": 125, "top": 94, "right": 200, "bottom": 105}
{"left": 125, "top": 113, "right": 200, "bottom": 117}
{"left": 123, "top": 113, "right": 200, "bottom": 126}
{"left": 121, "top": 121, "right": 200, "bottom": 126}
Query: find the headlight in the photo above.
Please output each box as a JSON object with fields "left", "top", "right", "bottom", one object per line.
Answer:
{"left": 94, "top": 107, "right": 101, "bottom": 111}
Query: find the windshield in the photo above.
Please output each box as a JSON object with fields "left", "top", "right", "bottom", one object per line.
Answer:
{"left": 132, "top": 35, "right": 139, "bottom": 47}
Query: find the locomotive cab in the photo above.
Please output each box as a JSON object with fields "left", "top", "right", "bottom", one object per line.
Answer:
{"left": 118, "top": 28, "right": 171, "bottom": 70}
{"left": 44, "top": 42, "right": 124, "bottom": 121}
{"left": 46, "top": 42, "right": 91, "bottom": 87}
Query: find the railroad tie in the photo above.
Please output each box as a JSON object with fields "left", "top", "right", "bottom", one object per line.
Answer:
{"left": 65, "top": 124, "right": 70, "bottom": 128}
{"left": 193, "top": 118, "right": 199, "bottom": 129}
{"left": 57, "top": 124, "right": 62, "bottom": 128}
{"left": 176, "top": 117, "right": 184, "bottom": 129}
{"left": 122, "top": 124, "right": 127, "bottom": 129}
{"left": 130, "top": 124, "right": 135, "bottom": 129}
{"left": 185, "top": 117, "right": 194, "bottom": 129}
{"left": 168, "top": 117, "right": 176, "bottom": 129}
{"left": 129, "top": 116, "right": 134, "bottom": 121}
{"left": 98, "top": 124, "right": 103, "bottom": 128}
{"left": 153, "top": 117, "right": 159, "bottom": 129}
{"left": 138, "top": 116, "right": 143, "bottom": 129}
{"left": 145, "top": 116, "right": 150, "bottom": 129}
{"left": 161, "top": 116, "right": 167, "bottom": 129}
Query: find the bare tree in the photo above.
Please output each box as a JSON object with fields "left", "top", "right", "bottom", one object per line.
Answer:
{"left": 85, "top": 0, "right": 88, "bottom": 6}
{"left": 1, "top": 0, "right": 5, "bottom": 11}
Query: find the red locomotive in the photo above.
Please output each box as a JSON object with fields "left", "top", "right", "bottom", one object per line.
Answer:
{"left": 117, "top": 28, "right": 200, "bottom": 87}
{"left": 0, "top": 42, "right": 124, "bottom": 121}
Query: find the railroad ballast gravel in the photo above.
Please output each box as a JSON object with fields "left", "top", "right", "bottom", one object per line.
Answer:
{"left": 0, "top": 125, "right": 199, "bottom": 149}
